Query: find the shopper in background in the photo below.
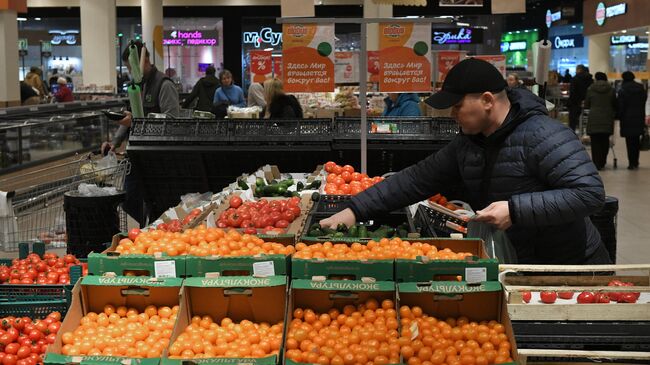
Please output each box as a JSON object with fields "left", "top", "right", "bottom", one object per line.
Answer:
{"left": 182, "top": 65, "right": 220, "bottom": 112}
{"left": 321, "top": 58, "right": 609, "bottom": 265}
{"left": 53, "top": 77, "right": 74, "bottom": 103}
{"left": 263, "top": 78, "right": 303, "bottom": 118}
{"left": 506, "top": 73, "right": 523, "bottom": 89}
{"left": 29, "top": 66, "right": 49, "bottom": 93}
{"left": 213, "top": 69, "right": 246, "bottom": 115}
{"left": 247, "top": 82, "right": 266, "bottom": 109}
{"left": 562, "top": 69, "right": 573, "bottom": 84}
{"left": 24, "top": 72, "right": 46, "bottom": 101}
{"left": 568, "top": 64, "right": 593, "bottom": 132}
{"left": 101, "top": 40, "right": 180, "bottom": 227}
{"left": 382, "top": 93, "right": 421, "bottom": 117}
{"left": 617, "top": 71, "right": 648, "bottom": 170}
{"left": 20, "top": 80, "right": 39, "bottom": 105}
{"left": 584, "top": 72, "right": 616, "bottom": 170}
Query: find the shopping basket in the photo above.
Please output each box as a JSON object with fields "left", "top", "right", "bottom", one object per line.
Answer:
{"left": 0, "top": 153, "right": 130, "bottom": 251}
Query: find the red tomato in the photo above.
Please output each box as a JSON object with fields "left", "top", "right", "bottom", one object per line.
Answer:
{"left": 342, "top": 165, "right": 355, "bottom": 174}
{"left": 269, "top": 212, "right": 282, "bottom": 224}
{"left": 47, "top": 312, "right": 61, "bottom": 322}
{"left": 332, "top": 165, "right": 343, "bottom": 175}
{"left": 16, "top": 346, "right": 30, "bottom": 360}
{"left": 229, "top": 196, "right": 243, "bottom": 209}
{"left": 47, "top": 322, "right": 60, "bottom": 334}
{"left": 594, "top": 293, "right": 611, "bottom": 303}
{"left": 577, "top": 291, "right": 595, "bottom": 304}
{"left": 275, "top": 219, "right": 290, "bottom": 229}
{"left": 281, "top": 211, "right": 295, "bottom": 222}
{"left": 521, "top": 291, "right": 531, "bottom": 303}
{"left": 240, "top": 220, "right": 255, "bottom": 229}
{"left": 618, "top": 293, "right": 638, "bottom": 303}
{"left": 12, "top": 318, "right": 24, "bottom": 331}
{"left": 324, "top": 161, "right": 336, "bottom": 173}
{"left": 339, "top": 184, "right": 352, "bottom": 195}
{"left": 243, "top": 228, "right": 257, "bottom": 235}
{"left": 287, "top": 205, "right": 301, "bottom": 216}
{"left": 3, "top": 354, "right": 17, "bottom": 365}
{"left": 351, "top": 172, "right": 362, "bottom": 182}
{"left": 4, "top": 343, "right": 19, "bottom": 355}
{"left": 540, "top": 291, "right": 557, "bottom": 304}
{"left": 226, "top": 213, "right": 244, "bottom": 228}
{"left": 27, "top": 330, "right": 42, "bottom": 342}
{"left": 558, "top": 291, "right": 574, "bottom": 300}
{"left": 6, "top": 328, "right": 19, "bottom": 341}
{"left": 340, "top": 171, "right": 352, "bottom": 183}
{"left": 157, "top": 223, "right": 168, "bottom": 231}
{"left": 128, "top": 228, "right": 141, "bottom": 241}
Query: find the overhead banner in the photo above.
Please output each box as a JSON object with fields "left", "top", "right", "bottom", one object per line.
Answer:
{"left": 367, "top": 51, "right": 380, "bottom": 83}
{"left": 250, "top": 50, "right": 273, "bottom": 83}
{"left": 335, "top": 51, "right": 359, "bottom": 83}
{"left": 282, "top": 23, "right": 335, "bottom": 92}
{"left": 379, "top": 22, "right": 432, "bottom": 92}
{"left": 437, "top": 51, "right": 463, "bottom": 82}
{"left": 273, "top": 57, "right": 283, "bottom": 79}
{"left": 473, "top": 55, "right": 506, "bottom": 77}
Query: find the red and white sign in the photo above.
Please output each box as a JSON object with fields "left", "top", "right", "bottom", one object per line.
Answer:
{"left": 473, "top": 55, "right": 507, "bottom": 77}
{"left": 367, "top": 51, "right": 380, "bottom": 83}
{"left": 437, "top": 51, "right": 463, "bottom": 83}
{"left": 250, "top": 50, "right": 273, "bottom": 83}
{"left": 335, "top": 52, "right": 358, "bottom": 83}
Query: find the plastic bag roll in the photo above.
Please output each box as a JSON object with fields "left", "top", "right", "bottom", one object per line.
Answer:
{"left": 128, "top": 44, "right": 142, "bottom": 83}
{"left": 128, "top": 84, "right": 144, "bottom": 118}
{"left": 533, "top": 40, "right": 551, "bottom": 85}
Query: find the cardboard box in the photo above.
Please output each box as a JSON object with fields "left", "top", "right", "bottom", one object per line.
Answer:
{"left": 88, "top": 234, "right": 186, "bottom": 277}
{"left": 291, "top": 256, "right": 393, "bottom": 281}
{"left": 287, "top": 279, "right": 397, "bottom": 365}
{"left": 397, "top": 281, "right": 518, "bottom": 364}
{"left": 162, "top": 276, "right": 288, "bottom": 365}
{"left": 45, "top": 276, "right": 183, "bottom": 365}
{"left": 184, "top": 234, "right": 294, "bottom": 277}
{"left": 395, "top": 239, "right": 499, "bottom": 282}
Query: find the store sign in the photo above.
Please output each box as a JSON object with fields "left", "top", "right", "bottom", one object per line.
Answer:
{"left": 243, "top": 27, "right": 282, "bottom": 48}
{"left": 596, "top": 2, "right": 627, "bottom": 26}
{"left": 18, "top": 38, "right": 28, "bottom": 56}
{"left": 552, "top": 34, "right": 584, "bottom": 49}
{"left": 250, "top": 50, "right": 272, "bottom": 83}
{"left": 432, "top": 28, "right": 483, "bottom": 45}
{"left": 282, "top": 23, "right": 335, "bottom": 92}
{"left": 49, "top": 30, "right": 78, "bottom": 45}
{"left": 546, "top": 9, "right": 562, "bottom": 28}
{"left": 610, "top": 35, "right": 638, "bottom": 45}
{"left": 500, "top": 41, "right": 527, "bottom": 52}
{"left": 628, "top": 43, "right": 648, "bottom": 49}
{"left": 437, "top": 51, "right": 463, "bottom": 83}
{"left": 379, "top": 22, "right": 432, "bottom": 92}
{"left": 163, "top": 30, "right": 218, "bottom": 46}
{"left": 41, "top": 41, "right": 52, "bottom": 57}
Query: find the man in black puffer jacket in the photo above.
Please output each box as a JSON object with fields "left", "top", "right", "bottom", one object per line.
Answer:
{"left": 321, "top": 59, "right": 610, "bottom": 265}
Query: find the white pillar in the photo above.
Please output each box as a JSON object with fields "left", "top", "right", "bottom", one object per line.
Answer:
{"left": 80, "top": 0, "right": 117, "bottom": 91}
{"left": 142, "top": 0, "right": 164, "bottom": 67}
{"left": 364, "top": 0, "right": 392, "bottom": 51}
{"left": 0, "top": 9, "right": 20, "bottom": 107}
{"left": 587, "top": 33, "right": 610, "bottom": 75}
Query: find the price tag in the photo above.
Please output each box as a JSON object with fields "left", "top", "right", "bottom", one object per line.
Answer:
{"left": 409, "top": 321, "right": 419, "bottom": 340}
{"left": 253, "top": 261, "right": 275, "bottom": 277}
{"left": 154, "top": 260, "right": 177, "bottom": 278}
{"left": 206, "top": 212, "right": 216, "bottom": 228}
{"left": 465, "top": 267, "right": 487, "bottom": 284}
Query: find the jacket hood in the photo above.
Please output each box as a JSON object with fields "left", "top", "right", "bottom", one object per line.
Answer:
{"left": 202, "top": 75, "right": 219, "bottom": 87}
{"left": 467, "top": 88, "right": 547, "bottom": 146}
{"left": 397, "top": 93, "right": 420, "bottom": 105}
{"left": 590, "top": 80, "right": 612, "bottom": 93}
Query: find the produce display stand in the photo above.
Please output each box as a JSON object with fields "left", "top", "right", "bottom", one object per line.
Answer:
{"left": 501, "top": 264, "right": 650, "bottom": 361}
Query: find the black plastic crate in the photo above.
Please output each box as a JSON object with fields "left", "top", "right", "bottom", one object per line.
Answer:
{"left": 430, "top": 117, "right": 460, "bottom": 140}
{"left": 413, "top": 204, "right": 468, "bottom": 237}
{"left": 313, "top": 194, "right": 405, "bottom": 215}
{"left": 590, "top": 196, "right": 618, "bottom": 263}
{"left": 230, "top": 118, "right": 332, "bottom": 143}
{"left": 334, "top": 117, "right": 434, "bottom": 140}
{"left": 130, "top": 118, "right": 230, "bottom": 144}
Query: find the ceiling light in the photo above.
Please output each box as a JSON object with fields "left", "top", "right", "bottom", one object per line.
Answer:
{"left": 622, "top": 30, "right": 627, "bottom": 33}
{"left": 571, "top": 25, "right": 576, "bottom": 28}
{"left": 264, "top": 48, "right": 273, "bottom": 51}
{"left": 17, "top": 17, "right": 27, "bottom": 21}
{"left": 456, "top": 22, "right": 470, "bottom": 27}
{"left": 35, "top": 17, "right": 41, "bottom": 21}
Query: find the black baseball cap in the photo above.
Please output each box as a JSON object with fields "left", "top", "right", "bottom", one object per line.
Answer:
{"left": 425, "top": 58, "right": 507, "bottom": 109}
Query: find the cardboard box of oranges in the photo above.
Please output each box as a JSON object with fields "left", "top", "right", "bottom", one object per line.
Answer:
{"left": 161, "top": 275, "right": 287, "bottom": 365}
{"left": 395, "top": 238, "right": 499, "bottom": 283}
{"left": 397, "top": 281, "right": 519, "bottom": 365}
{"left": 88, "top": 233, "right": 187, "bottom": 278}
{"left": 45, "top": 276, "right": 183, "bottom": 365}
{"left": 286, "top": 278, "right": 399, "bottom": 365}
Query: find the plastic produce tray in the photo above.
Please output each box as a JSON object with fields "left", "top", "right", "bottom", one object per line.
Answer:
{"left": 413, "top": 204, "right": 468, "bottom": 237}
{"left": 230, "top": 118, "right": 333, "bottom": 143}
{"left": 130, "top": 118, "right": 230, "bottom": 144}
{"left": 334, "top": 117, "right": 434, "bottom": 141}
{"left": 0, "top": 300, "right": 68, "bottom": 319}
{"left": 430, "top": 117, "right": 460, "bottom": 140}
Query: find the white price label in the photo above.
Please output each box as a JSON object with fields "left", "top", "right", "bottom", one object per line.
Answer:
{"left": 154, "top": 260, "right": 177, "bottom": 278}
{"left": 465, "top": 267, "right": 487, "bottom": 284}
{"left": 409, "top": 321, "right": 419, "bottom": 340}
{"left": 253, "top": 261, "right": 275, "bottom": 277}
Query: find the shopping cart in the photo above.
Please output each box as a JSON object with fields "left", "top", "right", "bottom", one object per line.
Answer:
{"left": 0, "top": 153, "right": 130, "bottom": 251}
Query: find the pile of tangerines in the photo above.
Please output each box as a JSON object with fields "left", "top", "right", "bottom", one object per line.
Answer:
{"left": 168, "top": 316, "right": 283, "bottom": 359}
{"left": 293, "top": 238, "right": 474, "bottom": 261}
{"left": 115, "top": 227, "right": 294, "bottom": 257}
{"left": 60, "top": 304, "right": 177, "bottom": 358}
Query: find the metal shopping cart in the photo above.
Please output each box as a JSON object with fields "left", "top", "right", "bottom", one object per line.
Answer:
{"left": 0, "top": 153, "right": 130, "bottom": 251}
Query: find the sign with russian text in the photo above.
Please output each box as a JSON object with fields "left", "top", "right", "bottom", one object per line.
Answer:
{"left": 282, "top": 23, "right": 335, "bottom": 92}
{"left": 368, "top": 51, "right": 380, "bottom": 83}
{"left": 250, "top": 50, "right": 273, "bottom": 83}
{"left": 473, "top": 55, "right": 506, "bottom": 77}
{"left": 163, "top": 30, "right": 218, "bottom": 46}
{"left": 437, "top": 51, "right": 463, "bottom": 82}
{"left": 335, "top": 52, "right": 359, "bottom": 83}
{"left": 379, "top": 22, "right": 432, "bottom": 92}
{"left": 433, "top": 27, "right": 483, "bottom": 45}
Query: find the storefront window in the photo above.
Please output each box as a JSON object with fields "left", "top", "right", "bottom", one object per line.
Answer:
{"left": 501, "top": 29, "right": 539, "bottom": 70}
{"left": 548, "top": 24, "right": 588, "bottom": 76}
{"left": 609, "top": 33, "right": 648, "bottom": 73}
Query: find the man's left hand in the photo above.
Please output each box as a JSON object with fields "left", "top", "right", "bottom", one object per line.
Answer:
{"left": 118, "top": 111, "right": 133, "bottom": 128}
{"left": 472, "top": 201, "right": 512, "bottom": 231}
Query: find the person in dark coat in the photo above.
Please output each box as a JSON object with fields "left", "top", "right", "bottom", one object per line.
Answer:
{"left": 568, "top": 64, "right": 593, "bottom": 132}
{"left": 562, "top": 69, "right": 572, "bottom": 84}
{"left": 263, "top": 78, "right": 303, "bottom": 119}
{"left": 320, "top": 59, "right": 609, "bottom": 265}
{"left": 617, "top": 71, "right": 648, "bottom": 170}
{"left": 584, "top": 72, "right": 616, "bottom": 170}
{"left": 182, "top": 66, "right": 220, "bottom": 112}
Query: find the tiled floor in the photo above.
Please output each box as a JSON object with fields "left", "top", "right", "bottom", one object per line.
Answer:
{"left": 595, "top": 134, "right": 650, "bottom": 264}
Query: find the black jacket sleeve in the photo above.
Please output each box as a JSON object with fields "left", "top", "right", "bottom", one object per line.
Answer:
{"left": 509, "top": 122, "right": 605, "bottom": 226}
{"left": 182, "top": 79, "right": 201, "bottom": 109}
{"left": 348, "top": 138, "right": 462, "bottom": 220}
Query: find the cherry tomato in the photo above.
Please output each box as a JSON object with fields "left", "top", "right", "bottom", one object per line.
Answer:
{"left": 521, "top": 291, "right": 531, "bottom": 303}
{"left": 16, "top": 346, "right": 30, "bottom": 360}
{"left": 281, "top": 211, "right": 295, "bottom": 222}
{"left": 229, "top": 196, "right": 243, "bottom": 209}
{"left": 275, "top": 219, "right": 290, "bottom": 229}
{"left": 4, "top": 343, "right": 19, "bottom": 355}
{"left": 27, "top": 330, "right": 42, "bottom": 342}
{"left": 128, "top": 228, "right": 141, "bottom": 241}
{"left": 3, "top": 354, "right": 17, "bottom": 365}
{"left": 558, "top": 291, "right": 574, "bottom": 300}
{"left": 577, "top": 291, "right": 595, "bottom": 304}
{"left": 540, "top": 291, "right": 557, "bottom": 304}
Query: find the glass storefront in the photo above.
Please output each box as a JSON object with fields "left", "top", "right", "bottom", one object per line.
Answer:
{"left": 609, "top": 29, "right": 648, "bottom": 73}
{"left": 549, "top": 24, "right": 588, "bottom": 76}
{"left": 501, "top": 29, "right": 539, "bottom": 69}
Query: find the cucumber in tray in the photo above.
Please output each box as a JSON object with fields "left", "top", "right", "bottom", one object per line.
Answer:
{"left": 253, "top": 177, "right": 299, "bottom": 197}
{"left": 306, "top": 221, "right": 410, "bottom": 239}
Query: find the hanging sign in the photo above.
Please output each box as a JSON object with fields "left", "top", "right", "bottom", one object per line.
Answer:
{"left": 282, "top": 23, "right": 335, "bottom": 92}
{"left": 250, "top": 50, "right": 273, "bottom": 83}
{"left": 379, "top": 22, "right": 432, "bottom": 92}
{"left": 367, "top": 51, "right": 380, "bottom": 83}
{"left": 437, "top": 51, "right": 463, "bottom": 82}
{"left": 273, "top": 56, "right": 283, "bottom": 79}
{"left": 335, "top": 52, "right": 359, "bottom": 83}
{"left": 472, "top": 55, "right": 506, "bottom": 77}
{"left": 41, "top": 41, "right": 52, "bottom": 57}
{"left": 18, "top": 39, "right": 28, "bottom": 56}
